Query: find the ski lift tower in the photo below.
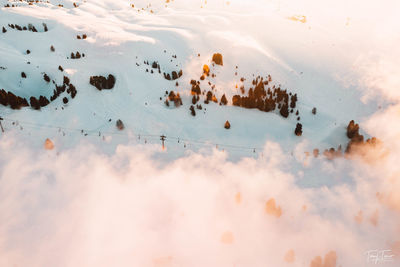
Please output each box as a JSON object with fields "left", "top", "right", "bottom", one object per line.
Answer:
{"left": 0, "top": 116, "right": 4, "bottom": 133}
{"left": 160, "top": 135, "right": 166, "bottom": 150}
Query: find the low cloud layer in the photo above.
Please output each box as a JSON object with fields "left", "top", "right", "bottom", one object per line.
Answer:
{"left": 0, "top": 135, "right": 399, "bottom": 267}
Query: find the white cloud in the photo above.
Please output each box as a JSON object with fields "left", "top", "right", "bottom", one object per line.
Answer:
{"left": 0, "top": 136, "right": 399, "bottom": 267}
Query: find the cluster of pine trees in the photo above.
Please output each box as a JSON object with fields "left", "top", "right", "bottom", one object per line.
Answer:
{"left": 50, "top": 75, "right": 77, "bottom": 102}
{"left": 345, "top": 120, "right": 378, "bottom": 153}
{"left": 2, "top": 22, "right": 48, "bottom": 32}
{"left": 76, "top": 34, "right": 87, "bottom": 39}
{"left": 316, "top": 120, "right": 379, "bottom": 160}
{"left": 0, "top": 89, "right": 29, "bottom": 109}
{"left": 141, "top": 60, "right": 182, "bottom": 81}
{"left": 163, "top": 70, "right": 183, "bottom": 81}
{"left": 89, "top": 74, "right": 116, "bottom": 90}
{"left": 232, "top": 76, "right": 298, "bottom": 119}
{"left": 70, "top": 51, "right": 85, "bottom": 59}
{"left": 164, "top": 90, "right": 182, "bottom": 107}
{"left": 189, "top": 79, "right": 227, "bottom": 106}
{"left": 0, "top": 71, "right": 77, "bottom": 110}
{"left": 4, "top": 23, "right": 43, "bottom": 32}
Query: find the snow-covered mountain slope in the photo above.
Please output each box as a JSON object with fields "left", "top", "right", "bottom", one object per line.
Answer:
{"left": 0, "top": 0, "right": 385, "bottom": 157}
{"left": 1, "top": 1, "right": 400, "bottom": 267}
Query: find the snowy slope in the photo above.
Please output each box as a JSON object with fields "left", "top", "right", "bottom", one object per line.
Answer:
{"left": 0, "top": 0, "right": 383, "bottom": 157}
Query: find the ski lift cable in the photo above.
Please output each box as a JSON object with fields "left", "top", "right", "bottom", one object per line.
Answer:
{"left": 0, "top": 117, "right": 277, "bottom": 153}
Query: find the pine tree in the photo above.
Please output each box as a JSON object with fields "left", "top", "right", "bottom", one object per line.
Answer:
{"left": 294, "top": 123, "right": 303, "bottom": 136}
{"left": 280, "top": 103, "right": 289, "bottom": 118}
{"left": 220, "top": 94, "right": 228, "bottom": 105}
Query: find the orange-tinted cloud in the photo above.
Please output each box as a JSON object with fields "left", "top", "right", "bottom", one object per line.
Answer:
{"left": 284, "top": 249, "right": 295, "bottom": 263}
{"left": 220, "top": 231, "right": 234, "bottom": 244}
{"left": 310, "top": 251, "right": 337, "bottom": 267}
{"left": 265, "top": 198, "right": 282, "bottom": 218}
